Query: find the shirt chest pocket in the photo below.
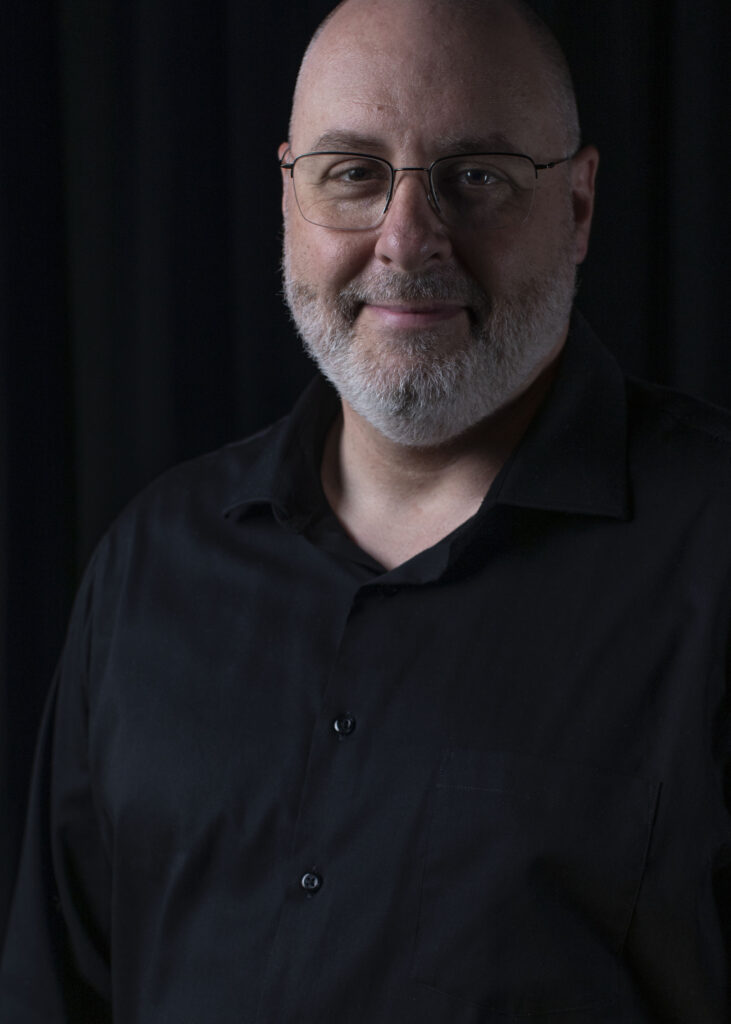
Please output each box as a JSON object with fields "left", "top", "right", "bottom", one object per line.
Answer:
{"left": 412, "top": 748, "right": 659, "bottom": 1016}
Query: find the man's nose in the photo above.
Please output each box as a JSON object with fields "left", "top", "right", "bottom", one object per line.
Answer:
{"left": 374, "top": 170, "right": 453, "bottom": 271}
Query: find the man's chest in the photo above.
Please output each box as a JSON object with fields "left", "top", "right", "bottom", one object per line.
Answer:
{"left": 85, "top": 504, "right": 731, "bottom": 1020}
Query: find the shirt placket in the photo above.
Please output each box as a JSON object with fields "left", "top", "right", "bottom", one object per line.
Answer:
{"left": 254, "top": 574, "right": 456, "bottom": 1024}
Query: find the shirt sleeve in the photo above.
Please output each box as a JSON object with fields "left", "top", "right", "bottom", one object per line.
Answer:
{"left": 0, "top": 551, "right": 113, "bottom": 1023}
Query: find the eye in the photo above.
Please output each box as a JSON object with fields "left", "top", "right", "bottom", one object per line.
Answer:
{"left": 338, "top": 164, "right": 376, "bottom": 182}
{"left": 433, "top": 157, "right": 523, "bottom": 211}
{"left": 448, "top": 164, "right": 508, "bottom": 188}
{"left": 324, "top": 160, "right": 388, "bottom": 185}
{"left": 461, "top": 168, "right": 500, "bottom": 186}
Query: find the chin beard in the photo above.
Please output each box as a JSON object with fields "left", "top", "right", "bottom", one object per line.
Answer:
{"left": 282, "top": 250, "right": 577, "bottom": 448}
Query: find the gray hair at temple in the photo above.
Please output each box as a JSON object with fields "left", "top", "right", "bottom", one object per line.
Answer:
{"left": 290, "top": 0, "right": 582, "bottom": 154}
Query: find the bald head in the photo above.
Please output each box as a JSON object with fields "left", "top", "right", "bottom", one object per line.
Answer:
{"left": 289, "top": 0, "right": 580, "bottom": 155}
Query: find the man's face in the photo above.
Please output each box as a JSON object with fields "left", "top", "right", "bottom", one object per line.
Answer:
{"left": 281, "top": 0, "right": 597, "bottom": 447}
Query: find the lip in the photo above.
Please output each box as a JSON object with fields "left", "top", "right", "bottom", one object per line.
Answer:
{"left": 362, "top": 303, "right": 466, "bottom": 327}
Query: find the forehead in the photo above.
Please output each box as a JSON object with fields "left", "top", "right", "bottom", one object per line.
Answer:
{"left": 291, "top": 0, "right": 557, "bottom": 156}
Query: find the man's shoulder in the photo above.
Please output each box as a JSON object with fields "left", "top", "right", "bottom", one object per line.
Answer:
{"left": 103, "top": 414, "right": 291, "bottom": 549}
{"left": 628, "top": 375, "right": 731, "bottom": 447}
{"left": 625, "top": 374, "right": 731, "bottom": 492}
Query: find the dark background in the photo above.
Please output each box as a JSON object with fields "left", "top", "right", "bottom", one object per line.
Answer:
{"left": 1, "top": 0, "right": 728, "bottom": 948}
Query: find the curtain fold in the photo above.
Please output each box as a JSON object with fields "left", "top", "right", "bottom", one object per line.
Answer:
{"left": 1, "top": 0, "right": 74, "bottom": 948}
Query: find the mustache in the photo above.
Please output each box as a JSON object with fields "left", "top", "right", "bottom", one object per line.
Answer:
{"left": 334, "top": 270, "right": 490, "bottom": 321}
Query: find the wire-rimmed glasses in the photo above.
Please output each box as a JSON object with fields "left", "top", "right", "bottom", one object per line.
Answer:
{"left": 280, "top": 150, "right": 574, "bottom": 231}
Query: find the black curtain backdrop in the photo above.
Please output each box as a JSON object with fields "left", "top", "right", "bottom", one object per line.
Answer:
{"left": 1, "top": 0, "right": 729, "bottom": 947}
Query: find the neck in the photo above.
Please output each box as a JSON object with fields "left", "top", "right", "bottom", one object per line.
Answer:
{"left": 321, "top": 343, "right": 564, "bottom": 569}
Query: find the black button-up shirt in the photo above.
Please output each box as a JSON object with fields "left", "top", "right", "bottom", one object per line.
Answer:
{"left": 2, "top": 315, "right": 730, "bottom": 1022}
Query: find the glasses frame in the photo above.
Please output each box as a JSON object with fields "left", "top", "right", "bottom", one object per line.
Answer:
{"left": 280, "top": 149, "right": 575, "bottom": 231}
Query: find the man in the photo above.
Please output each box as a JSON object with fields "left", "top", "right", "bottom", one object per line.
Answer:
{"left": 1, "top": 0, "right": 730, "bottom": 1020}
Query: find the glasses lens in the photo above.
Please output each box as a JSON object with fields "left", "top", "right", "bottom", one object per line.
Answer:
{"left": 432, "top": 154, "right": 537, "bottom": 228}
{"left": 292, "top": 154, "right": 391, "bottom": 230}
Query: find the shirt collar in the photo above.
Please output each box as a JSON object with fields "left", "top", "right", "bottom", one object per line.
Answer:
{"left": 223, "top": 311, "right": 630, "bottom": 529}
{"left": 491, "top": 311, "right": 630, "bottom": 520}
{"left": 222, "top": 374, "right": 340, "bottom": 531}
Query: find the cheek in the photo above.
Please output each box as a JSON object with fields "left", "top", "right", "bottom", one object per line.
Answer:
{"left": 462, "top": 193, "right": 574, "bottom": 291}
{"left": 527, "top": 187, "right": 577, "bottom": 263}
{"left": 285, "top": 213, "right": 374, "bottom": 293}
{"left": 450, "top": 232, "right": 516, "bottom": 296}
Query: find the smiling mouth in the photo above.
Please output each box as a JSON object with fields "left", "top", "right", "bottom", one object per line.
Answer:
{"left": 363, "top": 303, "right": 466, "bottom": 326}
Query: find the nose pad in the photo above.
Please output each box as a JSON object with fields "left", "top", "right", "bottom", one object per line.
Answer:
{"left": 385, "top": 168, "right": 441, "bottom": 222}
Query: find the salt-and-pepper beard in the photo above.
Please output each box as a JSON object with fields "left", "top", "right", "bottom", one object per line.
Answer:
{"left": 282, "top": 234, "right": 577, "bottom": 448}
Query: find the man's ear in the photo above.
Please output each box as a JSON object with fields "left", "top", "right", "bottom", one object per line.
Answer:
{"left": 278, "top": 142, "right": 291, "bottom": 216}
{"left": 570, "top": 145, "right": 599, "bottom": 265}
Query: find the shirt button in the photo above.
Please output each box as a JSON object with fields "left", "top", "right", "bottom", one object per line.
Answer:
{"left": 301, "top": 872, "right": 322, "bottom": 894}
{"left": 333, "top": 713, "right": 356, "bottom": 736}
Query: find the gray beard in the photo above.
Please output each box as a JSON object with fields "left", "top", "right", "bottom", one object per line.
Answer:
{"left": 282, "top": 247, "right": 577, "bottom": 447}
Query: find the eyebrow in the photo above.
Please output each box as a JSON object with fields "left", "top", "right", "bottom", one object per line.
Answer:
{"left": 306, "top": 129, "right": 521, "bottom": 157}
{"left": 430, "top": 132, "right": 519, "bottom": 154}
{"left": 308, "top": 130, "right": 389, "bottom": 153}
